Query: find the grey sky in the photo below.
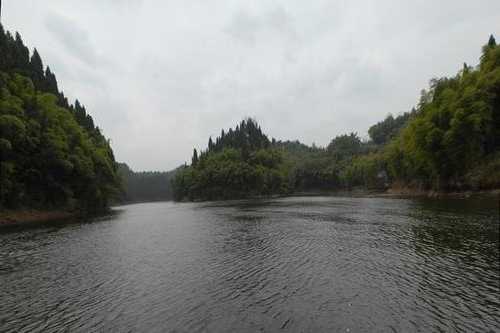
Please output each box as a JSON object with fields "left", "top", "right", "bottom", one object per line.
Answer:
{"left": 3, "top": 1, "right": 500, "bottom": 171}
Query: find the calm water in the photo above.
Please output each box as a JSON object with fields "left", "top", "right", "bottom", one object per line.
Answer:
{"left": 1, "top": 196, "right": 499, "bottom": 332}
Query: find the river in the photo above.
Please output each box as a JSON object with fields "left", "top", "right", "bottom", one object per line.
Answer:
{"left": 0, "top": 196, "right": 499, "bottom": 332}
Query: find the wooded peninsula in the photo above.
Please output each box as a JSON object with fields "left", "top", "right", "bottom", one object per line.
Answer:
{"left": 172, "top": 36, "right": 500, "bottom": 201}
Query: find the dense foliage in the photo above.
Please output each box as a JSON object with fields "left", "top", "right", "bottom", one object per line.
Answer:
{"left": 173, "top": 119, "right": 291, "bottom": 200}
{"left": 0, "top": 24, "right": 120, "bottom": 211}
{"left": 118, "top": 163, "right": 175, "bottom": 202}
{"left": 385, "top": 35, "right": 500, "bottom": 190}
{"left": 174, "top": 36, "right": 500, "bottom": 200}
{"left": 368, "top": 110, "right": 415, "bottom": 145}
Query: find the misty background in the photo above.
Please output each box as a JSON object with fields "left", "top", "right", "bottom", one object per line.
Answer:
{"left": 3, "top": 0, "right": 500, "bottom": 170}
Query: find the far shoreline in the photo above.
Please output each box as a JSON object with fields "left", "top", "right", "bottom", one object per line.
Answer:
{"left": 292, "top": 188, "right": 500, "bottom": 199}
{"left": 2, "top": 189, "right": 498, "bottom": 227}
{"left": 175, "top": 188, "right": 500, "bottom": 203}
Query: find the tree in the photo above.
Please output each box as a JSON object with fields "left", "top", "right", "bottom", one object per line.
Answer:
{"left": 368, "top": 111, "right": 414, "bottom": 145}
{"left": 208, "top": 137, "right": 214, "bottom": 151}
{"left": 44, "top": 66, "right": 58, "bottom": 94}
{"left": 12, "top": 32, "right": 30, "bottom": 70}
{"left": 327, "top": 133, "right": 362, "bottom": 160}
{"left": 29, "top": 48, "right": 44, "bottom": 88}
{"left": 488, "top": 34, "right": 496, "bottom": 47}
{"left": 192, "top": 148, "right": 199, "bottom": 166}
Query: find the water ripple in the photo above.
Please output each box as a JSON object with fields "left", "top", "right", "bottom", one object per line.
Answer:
{"left": 0, "top": 196, "right": 499, "bottom": 332}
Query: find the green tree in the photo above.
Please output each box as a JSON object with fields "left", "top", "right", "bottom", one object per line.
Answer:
{"left": 192, "top": 148, "right": 199, "bottom": 166}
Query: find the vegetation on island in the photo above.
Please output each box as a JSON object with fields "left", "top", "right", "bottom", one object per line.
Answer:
{"left": 173, "top": 35, "right": 500, "bottom": 201}
{"left": 0, "top": 24, "right": 121, "bottom": 212}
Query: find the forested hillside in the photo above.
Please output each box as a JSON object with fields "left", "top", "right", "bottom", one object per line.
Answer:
{"left": 385, "top": 35, "right": 500, "bottom": 190}
{"left": 0, "top": 24, "right": 120, "bottom": 211}
{"left": 118, "top": 163, "right": 175, "bottom": 203}
{"left": 173, "top": 36, "right": 500, "bottom": 201}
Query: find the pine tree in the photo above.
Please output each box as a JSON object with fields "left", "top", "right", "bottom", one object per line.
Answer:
{"left": 30, "top": 48, "right": 44, "bottom": 88}
{"left": 0, "top": 24, "right": 5, "bottom": 48}
{"left": 30, "top": 48, "right": 43, "bottom": 72}
{"left": 192, "top": 149, "right": 199, "bottom": 166}
{"left": 13, "top": 32, "right": 29, "bottom": 69}
{"left": 45, "top": 66, "right": 58, "bottom": 94}
{"left": 74, "top": 99, "right": 87, "bottom": 126}
{"left": 488, "top": 34, "right": 496, "bottom": 47}
{"left": 208, "top": 137, "right": 214, "bottom": 151}
{"left": 0, "top": 24, "right": 7, "bottom": 69}
{"left": 481, "top": 35, "right": 497, "bottom": 66}
{"left": 57, "top": 92, "right": 69, "bottom": 108}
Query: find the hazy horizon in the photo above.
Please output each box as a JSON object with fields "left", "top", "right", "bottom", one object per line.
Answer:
{"left": 3, "top": 1, "right": 500, "bottom": 171}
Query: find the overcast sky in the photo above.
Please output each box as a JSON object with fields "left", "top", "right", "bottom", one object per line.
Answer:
{"left": 3, "top": 1, "right": 500, "bottom": 171}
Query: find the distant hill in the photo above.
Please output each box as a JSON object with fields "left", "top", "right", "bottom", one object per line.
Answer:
{"left": 117, "top": 163, "right": 177, "bottom": 203}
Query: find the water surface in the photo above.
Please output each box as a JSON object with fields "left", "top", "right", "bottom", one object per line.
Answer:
{"left": 1, "top": 196, "right": 499, "bottom": 332}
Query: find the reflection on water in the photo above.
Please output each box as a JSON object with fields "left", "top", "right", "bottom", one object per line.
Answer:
{"left": 0, "top": 196, "right": 498, "bottom": 332}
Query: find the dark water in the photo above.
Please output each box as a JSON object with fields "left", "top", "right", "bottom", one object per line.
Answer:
{"left": 1, "top": 196, "right": 499, "bottom": 332}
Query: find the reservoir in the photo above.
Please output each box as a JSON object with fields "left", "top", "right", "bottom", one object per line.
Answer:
{"left": 1, "top": 196, "right": 498, "bottom": 332}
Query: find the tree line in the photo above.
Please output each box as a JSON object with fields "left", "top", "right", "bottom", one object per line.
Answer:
{"left": 1, "top": 24, "right": 497, "bottom": 206}
{"left": 173, "top": 35, "right": 500, "bottom": 201}
{"left": 0, "top": 24, "right": 121, "bottom": 212}
{"left": 117, "top": 163, "right": 176, "bottom": 203}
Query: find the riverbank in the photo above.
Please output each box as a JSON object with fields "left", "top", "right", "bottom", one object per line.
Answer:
{"left": 291, "top": 188, "right": 500, "bottom": 200}
{"left": 175, "top": 188, "right": 500, "bottom": 203}
{"left": 4, "top": 189, "right": 497, "bottom": 226}
{"left": 0, "top": 210, "right": 76, "bottom": 227}
{"left": 382, "top": 188, "right": 500, "bottom": 199}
